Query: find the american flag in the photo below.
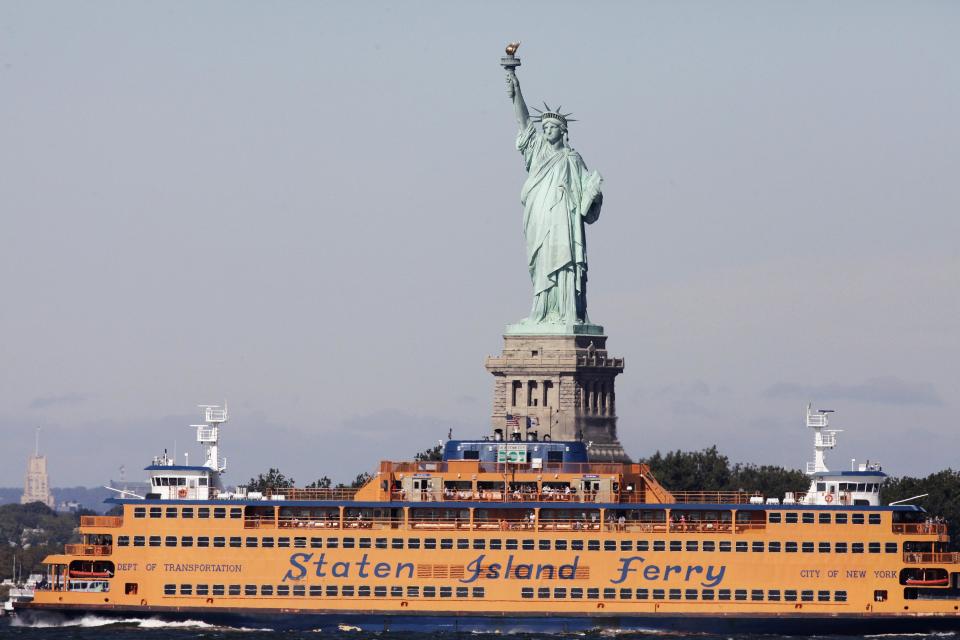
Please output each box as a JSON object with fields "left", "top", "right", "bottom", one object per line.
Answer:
{"left": 505, "top": 414, "right": 521, "bottom": 428}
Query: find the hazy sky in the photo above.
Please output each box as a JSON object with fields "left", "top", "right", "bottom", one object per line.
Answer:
{"left": 1, "top": 1, "right": 957, "bottom": 489}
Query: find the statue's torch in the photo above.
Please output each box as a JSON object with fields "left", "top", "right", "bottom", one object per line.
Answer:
{"left": 501, "top": 42, "right": 521, "bottom": 75}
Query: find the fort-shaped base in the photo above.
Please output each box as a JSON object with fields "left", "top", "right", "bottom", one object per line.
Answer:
{"left": 504, "top": 320, "right": 605, "bottom": 336}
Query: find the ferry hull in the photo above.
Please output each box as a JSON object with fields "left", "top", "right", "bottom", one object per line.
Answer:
{"left": 16, "top": 602, "right": 960, "bottom": 635}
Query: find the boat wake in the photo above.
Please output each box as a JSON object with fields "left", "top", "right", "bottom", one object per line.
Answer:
{"left": 10, "top": 613, "right": 270, "bottom": 631}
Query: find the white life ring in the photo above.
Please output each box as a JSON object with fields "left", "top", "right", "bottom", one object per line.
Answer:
{"left": 178, "top": 488, "right": 188, "bottom": 499}
{"left": 824, "top": 493, "right": 834, "bottom": 503}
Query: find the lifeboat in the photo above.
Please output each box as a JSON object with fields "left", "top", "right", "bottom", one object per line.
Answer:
{"left": 905, "top": 577, "right": 949, "bottom": 586}
{"left": 69, "top": 570, "right": 112, "bottom": 578}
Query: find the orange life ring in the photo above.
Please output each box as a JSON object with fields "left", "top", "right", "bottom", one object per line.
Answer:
{"left": 178, "top": 488, "right": 188, "bottom": 499}
{"left": 824, "top": 493, "right": 834, "bottom": 503}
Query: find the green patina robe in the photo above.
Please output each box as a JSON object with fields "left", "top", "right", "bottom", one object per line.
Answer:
{"left": 517, "top": 122, "right": 603, "bottom": 325}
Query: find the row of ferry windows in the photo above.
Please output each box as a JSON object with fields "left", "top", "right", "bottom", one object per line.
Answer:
{"left": 163, "top": 584, "right": 485, "bottom": 598}
{"left": 768, "top": 512, "right": 881, "bottom": 525}
{"left": 520, "top": 587, "right": 848, "bottom": 603}
{"left": 133, "top": 506, "right": 242, "bottom": 519}
{"left": 118, "top": 535, "right": 899, "bottom": 554}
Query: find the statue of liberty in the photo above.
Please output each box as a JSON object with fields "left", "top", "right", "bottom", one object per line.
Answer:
{"left": 503, "top": 47, "right": 604, "bottom": 333}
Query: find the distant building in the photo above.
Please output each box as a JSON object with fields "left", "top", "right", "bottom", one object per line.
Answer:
{"left": 21, "top": 428, "right": 55, "bottom": 509}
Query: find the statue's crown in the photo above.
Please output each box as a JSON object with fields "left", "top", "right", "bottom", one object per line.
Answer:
{"left": 532, "top": 103, "right": 576, "bottom": 129}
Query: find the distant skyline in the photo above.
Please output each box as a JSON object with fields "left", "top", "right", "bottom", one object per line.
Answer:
{"left": 1, "top": 1, "right": 957, "bottom": 488}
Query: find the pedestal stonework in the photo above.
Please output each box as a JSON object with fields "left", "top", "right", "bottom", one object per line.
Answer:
{"left": 485, "top": 333, "right": 630, "bottom": 462}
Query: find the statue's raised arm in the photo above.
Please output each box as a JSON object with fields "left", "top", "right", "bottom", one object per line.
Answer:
{"left": 506, "top": 73, "right": 530, "bottom": 131}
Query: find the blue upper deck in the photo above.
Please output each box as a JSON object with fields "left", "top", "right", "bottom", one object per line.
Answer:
{"left": 442, "top": 439, "right": 588, "bottom": 464}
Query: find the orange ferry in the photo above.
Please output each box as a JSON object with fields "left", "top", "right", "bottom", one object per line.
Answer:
{"left": 17, "top": 404, "right": 959, "bottom": 633}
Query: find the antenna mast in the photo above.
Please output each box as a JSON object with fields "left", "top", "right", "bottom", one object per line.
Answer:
{"left": 805, "top": 403, "right": 842, "bottom": 474}
{"left": 193, "top": 403, "right": 228, "bottom": 474}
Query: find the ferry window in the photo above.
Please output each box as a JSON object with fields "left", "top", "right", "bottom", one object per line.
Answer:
{"left": 182, "top": 508, "right": 193, "bottom": 519}
{"left": 405, "top": 586, "right": 418, "bottom": 598}
{"left": 294, "top": 537, "right": 306, "bottom": 549}
{"left": 214, "top": 537, "right": 226, "bottom": 548}
{"left": 784, "top": 590, "right": 797, "bottom": 602}
{"left": 819, "top": 542, "right": 831, "bottom": 553}
{"left": 277, "top": 585, "right": 290, "bottom": 596}
{"left": 819, "top": 512, "right": 831, "bottom": 524}
{"left": 751, "top": 541, "right": 764, "bottom": 553}
{"left": 868, "top": 542, "right": 880, "bottom": 553}
{"left": 719, "top": 541, "right": 732, "bottom": 552}
{"left": 835, "top": 590, "right": 848, "bottom": 602}
{"left": 637, "top": 541, "right": 649, "bottom": 551}
{"left": 472, "top": 587, "right": 484, "bottom": 598}
{"left": 458, "top": 539, "right": 470, "bottom": 550}
{"left": 261, "top": 537, "right": 274, "bottom": 548}
{"left": 212, "top": 584, "right": 224, "bottom": 596}
{"left": 245, "top": 537, "right": 258, "bottom": 548}
{"left": 229, "top": 508, "right": 242, "bottom": 519}
{"left": 653, "top": 540, "right": 666, "bottom": 551}
{"left": 506, "top": 539, "right": 518, "bottom": 550}
{"left": 605, "top": 540, "right": 617, "bottom": 551}
{"left": 328, "top": 586, "right": 340, "bottom": 597}
{"left": 669, "top": 589, "right": 681, "bottom": 601}
{"left": 198, "top": 537, "right": 210, "bottom": 548}
{"left": 538, "top": 587, "right": 550, "bottom": 599}
{"left": 180, "top": 584, "right": 192, "bottom": 596}
{"left": 768, "top": 512, "right": 781, "bottom": 523}
{"left": 214, "top": 508, "right": 226, "bottom": 519}
{"left": 392, "top": 538, "right": 403, "bottom": 549}
{"left": 637, "top": 588, "right": 649, "bottom": 600}
{"left": 536, "top": 539, "right": 549, "bottom": 551}
{"left": 423, "top": 586, "right": 436, "bottom": 598}
{"left": 555, "top": 540, "right": 568, "bottom": 551}
{"left": 751, "top": 589, "right": 764, "bottom": 601}
{"left": 229, "top": 585, "right": 241, "bottom": 596}
{"left": 701, "top": 589, "right": 715, "bottom": 601}
{"left": 587, "top": 588, "right": 600, "bottom": 600}
{"left": 390, "top": 586, "right": 403, "bottom": 597}
{"left": 278, "top": 538, "right": 290, "bottom": 548}
{"left": 375, "top": 586, "right": 388, "bottom": 597}
{"left": 260, "top": 585, "right": 273, "bottom": 596}
{"left": 166, "top": 507, "right": 178, "bottom": 518}
{"left": 869, "top": 514, "right": 881, "bottom": 524}
{"left": 198, "top": 508, "right": 210, "bottom": 518}
{"left": 852, "top": 542, "right": 864, "bottom": 554}
{"left": 571, "top": 540, "right": 584, "bottom": 551}
{"left": 702, "top": 541, "right": 716, "bottom": 552}
{"left": 199, "top": 478, "right": 207, "bottom": 486}
{"left": 456, "top": 587, "right": 468, "bottom": 598}
{"left": 588, "top": 540, "right": 601, "bottom": 551}
{"left": 571, "top": 587, "right": 584, "bottom": 599}
{"left": 618, "top": 588, "right": 631, "bottom": 600}
{"left": 603, "top": 588, "right": 616, "bottom": 599}
{"left": 342, "top": 586, "right": 355, "bottom": 597}
{"left": 817, "top": 590, "right": 830, "bottom": 602}
{"left": 718, "top": 589, "right": 731, "bottom": 601}
{"left": 734, "top": 589, "right": 747, "bottom": 601}
{"left": 522, "top": 539, "right": 535, "bottom": 551}
{"left": 785, "top": 512, "right": 798, "bottom": 524}
{"left": 472, "top": 539, "right": 485, "bottom": 550}
{"left": 615, "top": 541, "right": 631, "bottom": 553}
{"left": 816, "top": 482, "right": 826, "bottom": 492}
{"left": 118, "top": 536, "right": 129, "bottom": 546}
{"left": 164, "top": 584, "right": 175, "bottom": 595}
{"left": 342, "top": 537, "right": 355, "bottom": 549}
{"left": 802, "top": 513, "right": 814, "bottom": 524}
{"left": 801, "top": 590, "right": 814, "bottom": 602}
{"left": 134, "top": 507, "right": 146, "bottom": 518}
{"left": 230, "top": 537, "right": 241, "bottom": 548}
{"left": 150, "top": 507, "right": 162, "bottom": 518}
{"left": 683, "top": 588, "right": 697, "bottom": 600}
{"left": 149, "top": 536, "right": 161, "bottom": 547}
{"left": 835, "top": 542, "right": 848, "bottom": 553}
{"left": 670, "top": 541, "right": 682, "bottom": 552}
{"left": 768, "top": 541, "right": 781, "bottom": 552}
{"left": 885, "top": 542, "right": 898, "bottom": 554}
{"left": 423, "top": 538, "right": 436, "bottom": 550}
{"left": 835, "top": 513, "right": 848, "bottom": 524}
{"left": 521, "top": 587, "right": 534, "bottom": 599}
{"left": 438, "top": 538, "right": 454, "bottom": 550}
{"left": 735, "top": 541, "right": 748, "bottom": 553}
{"left": 785, "top": 542, "right": 798, "bottom": 553}
{"left": 852, "top": 513, "right": 865, "bottom": 525}
{"left": 687, "top": 541, "right": 699, "bottom": 552}
{"left": 326, "top": 538, "right": 339, "bottom": 549}
{"left": 196, "top": 585, "right": 209, "bottom": 596}
{"left": 407, "top": 538, "right": 420, "bottom": 550}
{"left": 802, "top": 542, "right": 814, "bottom": 553}
{"left": 164, "top": 536, "right": 177, "bottom": 547}
{"left": 181, "top": 536, "right": 194, "bottom": 548}
{"left": 650, "top": 589, "right": 664, "bottom": 600}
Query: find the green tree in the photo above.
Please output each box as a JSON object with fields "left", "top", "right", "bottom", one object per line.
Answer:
{"left": 245, "top": 468, "right": 294, "bottom": 493}
{"left": 415, "top": 443, "right": 443, "bottom": 461}
{"left": 306, "top": 476, "right": 332, "bottom": 489}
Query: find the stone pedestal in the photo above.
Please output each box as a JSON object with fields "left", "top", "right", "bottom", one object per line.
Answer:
{"left": 485, "top": 332, "right": 630, "bottom": 462}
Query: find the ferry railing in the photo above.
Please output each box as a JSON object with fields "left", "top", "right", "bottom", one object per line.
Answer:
{"left": 669, "top": 491, "right": 756, "bottom": 504}
{"left": 265, "top": 487, "right": 361, "bottom": 501}
{"left": 79, "top": 516, "right": 123, "bottom": 528}
{"left": 64, "top": 544, "right": 112, "bottom": 556}
{"left": 408, "top": 518, "right": 473, "bottom": 531}
{"left": 243, "top": 518, "right": 277, "bottom": 529}
{"left": 903, "top": 552, "right": 960, "bottom": 564}
{"left": 893, "top": 523, "right": 948, "bottom": 536}
{"left": 277, "top": 516, "right": 404, "bottom": 530}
